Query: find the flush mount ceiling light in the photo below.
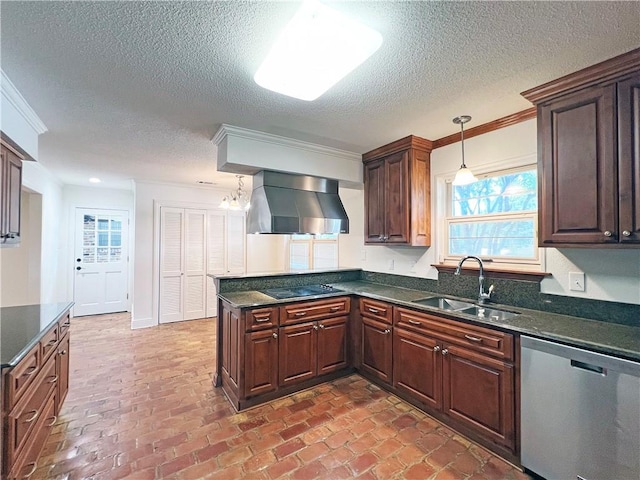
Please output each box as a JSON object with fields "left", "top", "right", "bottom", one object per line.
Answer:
{"left": 89, "top": 177, "right": 101, "bottom": 183}
{"left": 451, "top": 115, "right": 478, "bottom": 186}
{"left": 253, "top": 0, "right": 383, "bottom": 101}
{"left": 219, "top": 175, "right": 251, "bottom": 211}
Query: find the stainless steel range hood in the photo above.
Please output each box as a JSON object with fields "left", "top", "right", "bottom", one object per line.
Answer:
{"left": 247, "top": 171, "right": 349, "bottom": 234}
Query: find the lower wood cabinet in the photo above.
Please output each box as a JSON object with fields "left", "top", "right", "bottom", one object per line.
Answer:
{"left": 361, "top": 317, "right": 393, "bottom": 384}
{"left": 390, "top": 307, "right": 517, "bottom": 459}
{"left": 2, "top": 310, "right": 71, "bottom": 479}
{"left": 218, "top": 296, "right": 351, "bottom": 411}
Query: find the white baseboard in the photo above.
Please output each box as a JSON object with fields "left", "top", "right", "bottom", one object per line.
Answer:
{"left": 131, "top": 317, "right": 157, "bottom": 329}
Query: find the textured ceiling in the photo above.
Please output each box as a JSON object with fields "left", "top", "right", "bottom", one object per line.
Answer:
{"left": 1, "top": 1, "right": 639, "bottom": 190}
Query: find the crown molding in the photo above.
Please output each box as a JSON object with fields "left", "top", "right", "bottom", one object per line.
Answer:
{"left": 212, "top": 124, "right": 361, "bottom": 162}
{"left": 1, "top": 70, "right": 48, "bottom": 135}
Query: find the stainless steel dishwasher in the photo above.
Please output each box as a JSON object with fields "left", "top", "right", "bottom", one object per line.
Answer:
{"left": 521, "top": 336, "right": 640, "bottom": 480}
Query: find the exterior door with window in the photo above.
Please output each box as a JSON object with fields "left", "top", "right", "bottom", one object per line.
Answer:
{"left": 74, "top": 209, "right": 129, "bottom": 316}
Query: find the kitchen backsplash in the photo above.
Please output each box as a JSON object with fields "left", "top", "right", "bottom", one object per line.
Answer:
{"left": 362, "top": 271, "right": 639, "bottom": 327}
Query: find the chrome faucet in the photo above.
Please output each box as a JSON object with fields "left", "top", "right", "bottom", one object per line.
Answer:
{"left": 454, "top": 255, "right": 494, "bottom": 304}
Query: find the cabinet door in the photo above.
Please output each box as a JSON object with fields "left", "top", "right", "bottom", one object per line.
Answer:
{"left": 317, "top": 316, "right": 348, "bottom": 375}
{"left": 4, "top": 151, "right": 22, "bottom": 243}
{"left": 364, "top": 159, "right": 386, "bottom": 243}
{"left": 538, "top": 83, "right": 618, "bottom": 244}
{"left": 279, "top": 322, "right": 317, "bottom": 387}
{"left": 442, "top": 344, "right": 515, "bottom": 452}
{"left": 618, "top": 73, "right": 640, "bottom": 244}
{"left": 393, "top": 328, "right": 441, "bottom": 410}
{"left": 244, "top": 328, "right": 278, "bottom": 398}
{"left": 56, "top": 333, "right": 70, "bottom": 414}
{"left": 221, "top": 306, "right": 240, "bottom": 390}
{"left": 384, "top": 151, "right": 410, "bottom": 243}
{"left": 361, "top": 317, "right": 392, "bottom": 384}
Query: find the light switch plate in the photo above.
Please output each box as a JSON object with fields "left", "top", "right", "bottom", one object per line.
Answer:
{"left": 569, "top": 272, "right": 585, "bottom": 292}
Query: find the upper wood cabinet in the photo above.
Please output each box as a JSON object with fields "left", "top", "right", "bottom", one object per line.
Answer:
{"left": 362, "top": 135, "right": 432, "bottom": 246}
{"left": 0, "top": 142, "right": 23, "bottom": 246}
{"left": 522, "top": 48, "right": 640, "bottom": 247}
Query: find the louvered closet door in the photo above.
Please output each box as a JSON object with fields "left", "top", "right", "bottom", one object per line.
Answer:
{"left": 184, "top": 210, "right": 207, "bottom": 320}
{"left": 206, "top": 211, "right": 226, "bottom": 318}
{"left": 160, "top": 208, "right": 184, "bottom": 323}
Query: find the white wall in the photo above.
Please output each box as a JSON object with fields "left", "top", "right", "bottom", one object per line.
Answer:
{"left": 338, "top": 119, "right": 640, "bottom": 305}
{"left": 246, "top": 234, "right": 288, "bottom": 274}
{"left": 62, "top": 185, "right": 135, "bottom": 312}
{"left": 18, "top": 161, "right": 67, "bottom": 304}
{"left": 0, "top": 190, "right": 42, "bottom": 306}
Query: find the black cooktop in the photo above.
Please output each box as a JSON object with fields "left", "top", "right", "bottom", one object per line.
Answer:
{"left": 261, "top": 284, "right": 343, "bottom": 300}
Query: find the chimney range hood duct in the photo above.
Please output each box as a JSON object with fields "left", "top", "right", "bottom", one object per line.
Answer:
{"left": 247, "top": 171, "right": 349, "bottom": 234}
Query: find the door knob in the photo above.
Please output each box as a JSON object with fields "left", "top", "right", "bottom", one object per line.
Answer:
{"left": 76, "top": 266, "right": 81, "bottom": 271}
{"left": 76, "top": 258, "right": 81, "bottom": 262}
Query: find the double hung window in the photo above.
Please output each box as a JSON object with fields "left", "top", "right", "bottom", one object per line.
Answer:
{"left": 444, "top": 166, "right": 539, "bottom": 269}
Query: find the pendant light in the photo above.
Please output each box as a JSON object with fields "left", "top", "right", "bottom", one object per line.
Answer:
{"left": 452, "top": 115, "right": 478, "bottom": 186}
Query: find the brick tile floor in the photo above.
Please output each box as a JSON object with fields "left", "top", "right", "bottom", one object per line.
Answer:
{"left": 32, "top": 313, "right": 532, "bottom": 479}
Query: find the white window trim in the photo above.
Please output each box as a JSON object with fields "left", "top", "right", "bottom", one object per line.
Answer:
{"left": 436, "top": 159, "right": 546, "bottom": 273}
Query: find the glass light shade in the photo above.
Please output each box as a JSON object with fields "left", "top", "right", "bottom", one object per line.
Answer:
{"left": 219, "top": 197, "right": 230, "bottom": 209}
{"left": 452, "top": 166, "right": 478, "bottom": 186}
{"left": 253, "top": 0, "right": 383, "bottom": 101}
{"left": 229, "top": 198, "right": 241, "bottom": 210}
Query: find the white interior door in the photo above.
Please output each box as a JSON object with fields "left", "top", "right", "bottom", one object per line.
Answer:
{"left": 159, "top": 208, "right": 184, "bottom": 323}
{"left": 184, "top": 210, "right": 206, "bottom": 320}
{"left": 73, "top": 208, "right": 129, "bottom": 316}
{"left": 160, "top": 207, "right": 207, "bottom": 323}
{"left": 206, "top": 211, "right": 226, "bottom": 318}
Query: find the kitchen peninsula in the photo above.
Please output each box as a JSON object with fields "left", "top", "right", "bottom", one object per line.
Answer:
{"left": 213, "top": 269, "right": 640, "bottom": 465}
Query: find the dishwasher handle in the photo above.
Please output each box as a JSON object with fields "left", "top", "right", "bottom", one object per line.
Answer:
{"left": 571, "top": 359, "right": 607, "bottom": 376}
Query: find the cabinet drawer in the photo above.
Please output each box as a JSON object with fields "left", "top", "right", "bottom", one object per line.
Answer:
{"left": 7, "top": 357, "right": 57, "bottom": 466}
{"left": 59, "top": 313, "right": 71, "bottom": 337}
{"left": 395, "top": 307, "right": 514, "bottom": 361}
{"left": 7, "top": 343, "right": 41, "bottom": 409}
{"left": 40, "top": 324, "right": 59, "bottom": 362}
{"left": 8, "top": 392, "right": 57, "bottom": 480}
{"left": 245, "top": 307, "right": 279, "bottom": 331}
{"left": 360, "top": 298, "right": 392, "bottom": 324}
{"left": 280, "top": 297, "right": 350, "bottom": 325}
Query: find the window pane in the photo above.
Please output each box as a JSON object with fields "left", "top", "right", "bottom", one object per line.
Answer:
{"left": 453, "top": 170, "right": 537, "bottom": 217}
{"left": 111, "top": 232, "right": 122, "bottom": 247}
{"left": 98, "top": 232, "right": 109, "bottom": 247}
{"left": 290, "top": 243, "right": 310, "bottom": 270}
{"left": 111, "top": 219, "right": 122, "bottom": 231}
{"left": 97, "top": 218, "right": 109, "bottom": 230}
{"left": 449, "top": 218, "right": 536, "bottom": 258}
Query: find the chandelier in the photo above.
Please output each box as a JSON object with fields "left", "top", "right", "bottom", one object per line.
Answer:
{"left": 219, "top": 175, "right": 251, "bottom": 211}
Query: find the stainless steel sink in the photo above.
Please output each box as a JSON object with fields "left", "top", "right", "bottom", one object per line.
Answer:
{"left": 411, "top": 297, "right": 475, "bottom": 311}
{"left": 459, "top": 306, "right": 519, "bottom": 321}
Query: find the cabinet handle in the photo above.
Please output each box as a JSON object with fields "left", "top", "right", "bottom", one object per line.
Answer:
{"left": 329, "top": 306, "right": 340, "bottom": 312}
{"left": 272, "top": 332, "right": 278, "bottom": 339}
{"left": 367, "top": 307, "right": 380, "bottom": 314}
{"left": 22, "top": 462, "right": 37, "bottom": 478}
{"left": 622, "top": 230, "right": 631, "bottom": 237}
{"left": 24, "top": 410, "right": 39, "bottom": 422}
{"left": 294, "top": 312, "right": 307, "bottom": 317}
{"left": 433, "top": 346, "right": 441, "bottom": 353}
{"left": 46, "top": 415, "right": 57, "bottom": 427}
{"left": 23, "top": 366, "right": 37, "bottom": 376}
{"left": 383, "top": 329, "right": 391, "bottom": 335}
{"left": 604, "top": 230, "right": 612, "bottom": 237}
{"left": 408, "top": 319, "right": 421, "bottom": 325}
{"left": 313, "top": 325, "right": 319, "bottom": 330}
{"left": 47, "top": 375, "right": 58, "bottom": 384}
{"left": 319, "top": 324, "right": 325, "bottom": 329}
{"left": 255, "top": 317, "right": 271, "bottom": 323}
{"left": 441, "top": 348, "right": 449, "bottom": 356}
{"left": 63, "top": 321, "right": 71, "bottom": 327}
{"left": 464, "top": 334, "right": 483, "bottom": 343}
{"left": 59, "top": 350, "right": 67, "bottom": 356}
{"left": 46, "top": 339, "right": 57, "bottom": 347}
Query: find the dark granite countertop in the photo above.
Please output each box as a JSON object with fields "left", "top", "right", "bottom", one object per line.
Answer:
{"left": 1, "top": 302, "right": 73, "bottom": 368}
{"left": 218, "top": 281, "right": 640, "bottom": 362}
